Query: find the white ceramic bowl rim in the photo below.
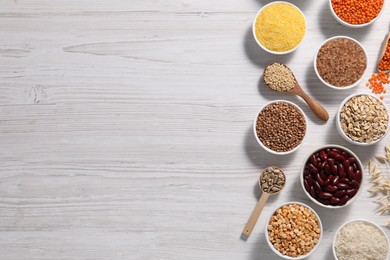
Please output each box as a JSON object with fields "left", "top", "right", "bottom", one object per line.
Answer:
{"left": 336, "top": 93, "right": 389, "bottom": 146}
{"left": 300, "top": 144, "right": 364, "bottom": 208}
{"left": 329, "top": 0, "right": 385, "bottom": 28}
{"left": 332, "top": 219, "right": 390, "bottom": 260}
{"left": 313, "top": 36, "right": 368, "bottom": 90}
{"left": 252, "top": 1, "right": 307, "bottom": 55}
{"left": 253, "top": 100, "right": 307, "bottom": 155}
{"left": 265, "top": 201, "right": 323, "bottom": 259}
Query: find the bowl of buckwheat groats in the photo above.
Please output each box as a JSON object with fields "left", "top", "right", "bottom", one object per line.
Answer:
{"left": 265, "top": 202, "right": 323, "bottom": 259}
{"left": 253, "top": 100, "right": 307, "bottom": 155}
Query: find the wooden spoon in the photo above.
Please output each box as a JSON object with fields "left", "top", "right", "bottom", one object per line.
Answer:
{"left": 264, "top": 63, "right": 329, "bottom": 122}
{"left": 242, "top": 167, "right": 285, "bottom": 237}
{"left": 377, "top": 32, "right": 390, "bottom": 73}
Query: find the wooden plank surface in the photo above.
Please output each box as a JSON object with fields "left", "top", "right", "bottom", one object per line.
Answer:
{"left": 1, "top": 0, "right": 390, "bottom": 259}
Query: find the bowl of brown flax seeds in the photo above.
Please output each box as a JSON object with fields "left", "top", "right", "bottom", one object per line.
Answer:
{"left": 253, "top": 100, "right": 307, "bottom": 155}
{"left": 314, "top": 36, "right": 368, "bottom": 90}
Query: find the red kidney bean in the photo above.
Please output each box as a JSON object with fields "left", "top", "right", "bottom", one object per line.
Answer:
{"left": 304, "top": 170, "right": 310, "bottom": 177}
{"left": 331, "top": 164, "right": 337, "bottom": 175}
{"left": 354, "top": 170, "right": 362, "bottom": 183}
{"left": 337, "top": 183, "right": 349, "bottom": 190}
{"left": 329, "top": 151, "right": 338, "bottom": 158}
{"left": 307, "top": 174, "right": 314, "bottom": 185}
{"left": 352, "top": 163, "right": 358, "bottom": 172}
{"left": 310, "top": 186, "right": 316, "bottom": 198}
{"left": 324, "top": 175, "right": 332, "bottom": 186}
{"left": 346, "top": 189, "right": 357, "bottom": 197}
{"left": 330, "top": 197, "right": 340, "bottom": 205}
{"left": 331, "top": 176, "right": 339, "bottom": 186}
{"left": 340, "top": 178, "right": 350, "bottom": 184}
{"left": 343, "top": 159, "right": 350, "bottom": 169}
{"left": 351, "top": 180, "right": 360, "bottom": 189}
{"left": 325, "top": 185, "right": 338, "bottom": 192}
{"left": 316, "top": 174, "right": 325, "bottom": 186}
{"left": 325, "top": 164, "right": 331, "bottom": 175}
{"left": 327, "top": 158, "right": 334, "bottom": 168}
{"left": 326, "top": 148, "right": 331, "bottom": 154}
{"left": 308, "top": 164, "right": 318, "bottom": 174}
{"left": 342, "top": 152, "right": 348, "bottom": 158}
{"left": 320, "top": 161, "right": 327, "bottom": 170}
{"left": 304, "top": 180, "right": 310, "bottom": 191}
{"left": 332, "top": 148, "right": 342, "bottom": 154}
{"left": 347, "top": 166, "right": 355, "bottom": 180}
{"left": 319, "top": 192, "right": 333, "bottom": 200}
{"left": 334, "top": 190, "right": 346, "bottom": 198}
{"left": 314, "top": 181, "right": 322, "bottom": 193}
{"left": 337, "top": 163, "right": 345, "bottom": 177}
{"left": 335, "top": 154, "right": 346, "bottom": 162}
{"left": 348, "top": 157, "right": 356, "bottom": 163}
{"left": 320, "top": 150, "right": 327, "bottom": 161}
{"left": 310, "top": 154, "right": 318, "bottom": 167}
{"left": 339, "top": 195, "right": 349, "bottom": 205}
{"left": 320, "top": 170, "right": 327, "bottom": 181}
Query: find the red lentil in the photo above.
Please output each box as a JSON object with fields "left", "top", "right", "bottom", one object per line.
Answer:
{"left": 331, "top": 0, "right": 384, "bottom": 25}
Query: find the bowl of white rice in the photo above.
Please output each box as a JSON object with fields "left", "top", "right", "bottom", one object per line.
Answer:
{"left": 333, "top": 219, "right": 389, "bottom": 260}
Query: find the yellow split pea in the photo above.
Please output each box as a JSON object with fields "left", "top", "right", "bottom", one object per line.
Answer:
{"left": 254, "top": 3, "right": 306, "bottom": 53}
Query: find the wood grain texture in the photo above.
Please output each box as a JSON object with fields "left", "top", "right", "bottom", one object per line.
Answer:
{"left": 0, "top": 0, "right": 390, "bottom": 259}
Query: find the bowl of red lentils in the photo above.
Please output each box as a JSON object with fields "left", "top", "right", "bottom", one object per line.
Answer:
{"left": 265, "top": 202, "right": 323, "bottom": 259}
{"left": 253, "top": 100, "right": 307, "bottom": 155}
{"left": 252, "top": 1, "right": 307, "bottom": 54}
{"left": 329, "top": 0, "right": 385, "bottom": 28}
{"left": 314, "top": 36, "right": 368, "bottom": 90}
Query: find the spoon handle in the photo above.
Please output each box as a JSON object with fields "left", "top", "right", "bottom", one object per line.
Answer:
{"left": 377, "top": 32, "right": 390, "bottom": 73}
{"left": 242, "top": 192, "right": 270, "bottom": 237}
{"left": 298, "top": 91, "right": 329, "bottom": 121}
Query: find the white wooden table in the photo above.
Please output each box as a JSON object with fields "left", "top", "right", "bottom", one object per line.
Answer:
{"left": 1, "top": 1, "right": 390, "bottom": 259}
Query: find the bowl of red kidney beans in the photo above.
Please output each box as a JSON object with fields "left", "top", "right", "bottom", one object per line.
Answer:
{"left": 300, "top": 145, "right": 363, "bottom": 208}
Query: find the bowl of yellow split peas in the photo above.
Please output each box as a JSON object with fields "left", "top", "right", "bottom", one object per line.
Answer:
{"left": 252, "top": 1, "right": 307, "bottom": 55}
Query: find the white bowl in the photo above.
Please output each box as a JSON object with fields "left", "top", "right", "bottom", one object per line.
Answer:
{"left": 314, "top": 36, "right": 368, "bottom": 90}
{"left": 329, "top": 0, "right": 385, "bottom": 28}
{"left": 336, "top": 93, "right": 389, "bottom": 146}
{"left": 333, "top": 219, "right": 390, "bottom": 260}
{"left": 265, "top": 202, "right": 323, "bottom": 259}
{"left": 300, "top": 145, "right": 364, "bottom": 208}
{"left": 253, "top": 100, "right": 307, "bottom": 155}
{"left": 252, "top": 1, "right": 307, "bottom": 55}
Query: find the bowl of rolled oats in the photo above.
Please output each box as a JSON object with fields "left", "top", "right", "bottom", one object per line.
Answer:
{"left": 265, "top": 202, "right": 323, "bottom": 259}
{"left": 336, "top": 93, "right": 389, "bottom": 146}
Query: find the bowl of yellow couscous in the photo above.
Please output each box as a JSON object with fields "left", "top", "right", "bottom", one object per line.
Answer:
{"left": 252, "top": 1, "right": 307, "bottom": 55}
